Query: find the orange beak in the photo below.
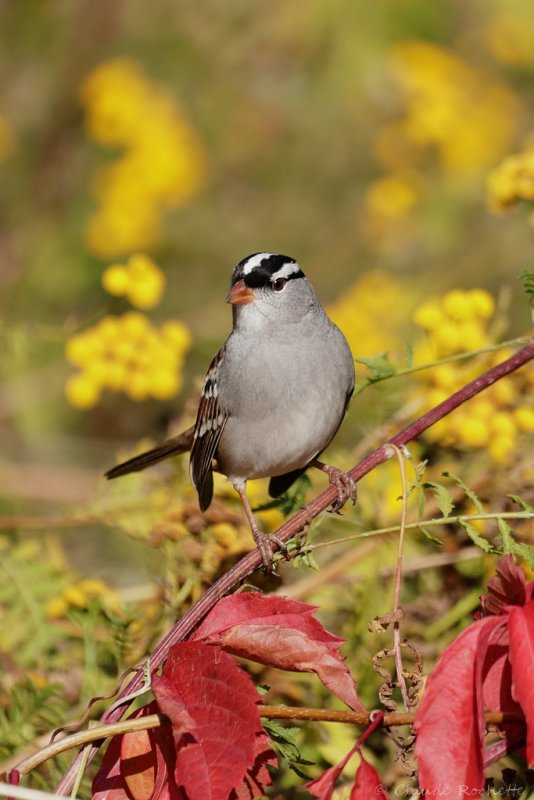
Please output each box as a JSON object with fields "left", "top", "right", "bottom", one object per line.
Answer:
{"left": 226, "top": 279, "right": 254, "bottom": 305}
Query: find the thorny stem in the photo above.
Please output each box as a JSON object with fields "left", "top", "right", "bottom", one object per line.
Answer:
{"left": 13, "top": 707, "right": 524, "bottom": 777}
{"left": 387, "top": 444, "right": 410, "bottom": 712}
{"left": 55, "top": 339, "right": 534, "bottom": 795}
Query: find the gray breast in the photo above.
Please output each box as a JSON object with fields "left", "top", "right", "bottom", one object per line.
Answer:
{"left": 216, "top": 320, "right": 354, "bottom": 481}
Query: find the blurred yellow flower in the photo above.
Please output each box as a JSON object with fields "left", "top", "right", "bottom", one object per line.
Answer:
{"left": 102, "top": 253, "right": 166, "bottom": 309}
{"left": 386, "top": 41, "right": 521, "bottom": 178}
{"left": 487, "top": 148, "right": 534, "bottom": 216}
{"left": 365, "top": 173, "right": 421, "bottom": 222}
{"left": 46, "top": 578, "right": 120, "bottom": 619}
{"left": 65, "top": 312, "right": 192, "bottom": 409}
{"left": 486, "top": 12, "right": 534, "bottom": 67}
{"left": 412, "top": 289, "right": 533, "bottom": 461}
{"left": 81, "top": 58, "right": 205, "bottom": 258}
{"left": 328, "top": 271, "right": 415, "bottom": 360}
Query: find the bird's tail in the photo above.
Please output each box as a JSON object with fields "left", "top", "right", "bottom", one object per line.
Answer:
{"left": 105, "top": 426, "right": 195, "bottom": 480}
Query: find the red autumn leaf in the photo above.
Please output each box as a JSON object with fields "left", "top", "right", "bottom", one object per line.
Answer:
{"left": 92, "top": 732, "right": 124, "bottom": 800}
{"left": 306, "top": 743, "right": 358, "bottom": 799}
{"left": 351, "top": 755, "right": 388, "bottom": 799}
{"left": 121, "top": 728, "right": 156, "bottom": 800}
{"left": 479, "top": 555, "right": 527, "bottom": 617}
{"left": 153, "top": 641, "right": 273, "bottom": 800}
{"left": 231, "top": 729, "right": 277, "bottom": 799}
{"left": 507, "top": 602, "right": 534, "bottom": 765}
{"left": 93, "top": 702, "right": 176, "bottom": 800}
{"left": 481, "top": 619, "right": 522, "bottom": 717}
{"left": 414, "top": 616, "right": 504, "bottom": 797}
{"left": 193, "top": 593, "right": 363, "bottom": 711}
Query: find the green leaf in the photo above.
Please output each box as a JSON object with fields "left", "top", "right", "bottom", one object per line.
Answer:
{"left": 442, "top": 471, "right": 483, "bottom": 513}
{"left": 497, "top": 517, "right": 514, "bottom": 554}
{"left": 417, "top": 525, "right": 443, "bottom": 545}
{"left": 520, "top": 269, "right": 534, "bottom": 303}
{"left": 497, "top": 517, "right": 534, "bottom": 569}
{"left": 262, "top": 719, "right": 314, "bottom": 777}
{"left": 459, "top": 519, "right": 492, "bottom": 553}
{"left": 292, "top": 548, "right": 319, "bottom": 571}
{"left": 423, "top": 481, "right": 454, "bottom": 518}
{"left": 354, "top": 352, "right": 398, "bottom": 381}
{"left": 508, "top": 494, "right": 533, "bottom": 513}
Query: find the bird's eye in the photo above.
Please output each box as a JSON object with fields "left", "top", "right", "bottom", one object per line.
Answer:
{"left": 272, "top": 277, "right": 286, "bottom": 292}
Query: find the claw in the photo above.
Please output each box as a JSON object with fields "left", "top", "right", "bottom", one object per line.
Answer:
{"left": 250, "top": 527, "right": 288, "bottom": 571}
{"left": 321, "top": 465, "right": 357, "bottom": 513}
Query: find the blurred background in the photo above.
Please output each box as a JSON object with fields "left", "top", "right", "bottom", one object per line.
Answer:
{"left": 1, "top": 0, "right": 534, "bottom": 791}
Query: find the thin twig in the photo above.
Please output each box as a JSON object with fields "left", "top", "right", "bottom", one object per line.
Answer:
{"left": 55, "top": 340, "right": 534, "bottom": 796}
{"left": 387, "top": 444, "right": 410, "bottom": 712}
{"left": 308, "top": 510, "right": 533, "bottom": 551}
{"left": 13, "top": 706, "right": 525, "bottom": 777}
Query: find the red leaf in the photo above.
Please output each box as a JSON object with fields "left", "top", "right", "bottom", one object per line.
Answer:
{"left": 479, "top": 556, "right": 526, "bottom": 617}
{"left": 193, "top": 593, "right": 363, "bottom": 711}
{"left": 306, "top": 744, "right": 358, "bottom": 799}
{"left": 481, "top": 620, "right": 521, "bottom": 717}
{"left": 414, "top": 616, "right": 503, "bottom": 797}
{"left": 507, "top": 602, "right": 534, "bottom": 765}
{"left": 93, "top": 702, "right": 176, "bottom": 800}
{"left": 92, "top": 733, "right": 124, "bottom": 800}
{"left": 351, "top": 756, "right": 388, "bottom": 799}
{"left": 153, "top": 641, "right": 271, "bottom": 800}
{"left": 307, "top": 715, "right": 385, "bottom": 799}
{"left": 231, "top": 729, "right": 277, "bottom": 799}
{"left": 120, "top": 729, "right": 156, "bottom": 800}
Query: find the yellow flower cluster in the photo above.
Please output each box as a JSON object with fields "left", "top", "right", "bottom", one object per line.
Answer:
{"left": 328, "top": 271, "right": 415, "bottom": 359}
{"left": 81, "top": 58, "right": 205, "bottom": 258}
{"left": 65, "top": 312, "right": 192, "bottom": 409}
{"left": 102, "top": 253, "right": 165, "bottom": 309}
{"left": 46, "top": 578, "right": 119, "bottom": 619}
{"left": 487, "top": 148, "right": 534, "bottom": 217}
{"left": 413, "top": 289, "right": 534, "bottom": 462}
{"left": 382, "top": 41, "right": 520, "bottom": 177}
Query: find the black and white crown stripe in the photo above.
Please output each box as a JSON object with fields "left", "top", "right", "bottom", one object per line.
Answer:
{"left": 231, "top": 253, "right": 304, "bottom": 288}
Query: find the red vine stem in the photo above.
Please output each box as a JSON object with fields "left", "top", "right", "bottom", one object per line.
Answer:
{"left": 55, "top": 340, "right": 534, "bottom": 795}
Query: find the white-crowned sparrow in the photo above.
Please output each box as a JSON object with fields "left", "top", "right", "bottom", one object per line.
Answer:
{"left": 106, "top": 253, "right": 356, "bottom": 568}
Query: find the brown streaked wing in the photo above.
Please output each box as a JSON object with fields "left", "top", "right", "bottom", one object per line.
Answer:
{"left": 189, "top": 346, "right": 228, "bottom": 511}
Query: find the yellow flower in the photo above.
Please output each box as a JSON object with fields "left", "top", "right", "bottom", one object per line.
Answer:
{"left": 46, "top": 578, "right": 120, "bottom": 619}
{"left": 65, "top": 313, "right": 192, "bottom": 409}
{"left": 328, "top": 271, "right": 415, "bottom": 360}
{"left": 65, "top": 373, "right": 102, "bottom": 410}
{"left": 487, "top": 149, "right": 534, "bottom": 216}
{"left": 388, "top": 41, "right": 521, "bottom": 178}
{"left": 81, "top": 58, "right": 206, "bottom": 258}
{"left": 411, "top": 288, "right": 529, "bottom": 462}
{"left": 102, "top": 253, "right": 166, "bottom": 309}
{"left": 365, "top": 172, "right": 421, "bottom": 222}
{"left": 514, "top": 407, "right": 534, "bottom": 432}
{"left": 454, "top": 415, "right": 489, "bottom": 448}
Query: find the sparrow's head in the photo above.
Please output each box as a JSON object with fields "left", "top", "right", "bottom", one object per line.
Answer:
{"left": 227, "top": 253, "right": 318, "bottom": 328}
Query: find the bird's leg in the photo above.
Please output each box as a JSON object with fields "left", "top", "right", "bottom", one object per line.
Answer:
{"left": 310, "top": 459, "right": 357, "bottom": 513}
{"left": 234, "top": 482, "right": 288, "bottom": 570}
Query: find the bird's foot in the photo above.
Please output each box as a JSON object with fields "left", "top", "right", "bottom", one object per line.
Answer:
{"left": 250, "top": 526, "right": 288, "bottom": 572}
{"left": 320, "top": 464, "right": 357, "bottom": 513}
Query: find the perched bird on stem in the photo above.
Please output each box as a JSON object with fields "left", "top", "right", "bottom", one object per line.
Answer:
{"left": 106, "top": 253, "right": 356, "bottom": 568}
